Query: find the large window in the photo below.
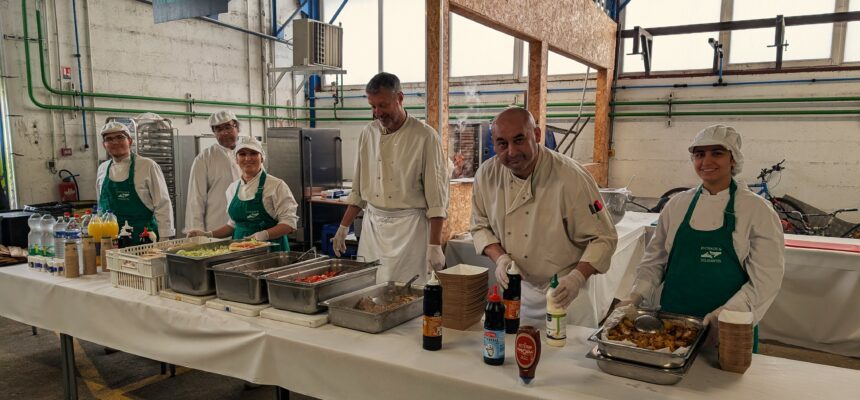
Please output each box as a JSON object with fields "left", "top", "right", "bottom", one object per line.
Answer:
{"left": 846, "top": 0, "right": 860, "bottom": 62}
{"left": 622, "top": 0, "right": 721, "bottom": 72}
{"left": 450, "top": 14, "right": 515, "bottom": 77}
{"left": 729, "top": 0, "right": 835, "bottom": 64}
{"left": 382, "top": 1, "right": 425, "bottom": 82}
{"left": 325, "top": 0, "right": 378, "bottom": 85}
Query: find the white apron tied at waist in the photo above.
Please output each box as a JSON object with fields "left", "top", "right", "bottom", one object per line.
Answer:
{"left": 358, "top": 205, "right": 429, "bottom": 284}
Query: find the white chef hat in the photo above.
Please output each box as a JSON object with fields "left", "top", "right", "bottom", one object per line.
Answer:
{"left": 233, "top": 137, "right": 265, "bottom": 159}
{"left": 100, "top": 121, "right": 131, "bottom": 138}
{"left": 209, "top": 110, "right": 237, "bottom": 127}
{"left": 688, "top": 124, "right": 744, "bottom": 175}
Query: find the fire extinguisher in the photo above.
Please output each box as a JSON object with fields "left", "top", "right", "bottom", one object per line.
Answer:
{"left": 58, "top": 169, "right": 80, "bottom": 202}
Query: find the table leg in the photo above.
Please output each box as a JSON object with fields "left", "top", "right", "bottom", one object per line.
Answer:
{"left": 60, "top": 333, "right": 78, "bottom": 400}
{"left": 276, "top": 387, "right": 290, "bottom": 400}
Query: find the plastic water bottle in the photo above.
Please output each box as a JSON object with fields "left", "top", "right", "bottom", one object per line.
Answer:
{"left": 67, "top": 214, "right": 83, "bottom": 267}
{"left": 54, "top": 212, "right": 70, "bottom": 260}
{"left": 28, "top": 213, "right": 42, "bottom": 256}
{"left": 80, "top": 210, "right": 92, "bottom": 237}
{"left": 40, "top": 215, "right": 56, "bottom": 258}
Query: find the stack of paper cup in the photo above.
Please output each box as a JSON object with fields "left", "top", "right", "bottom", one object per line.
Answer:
{"left": 718, "top": 310, "right": 754, "bottom": 374}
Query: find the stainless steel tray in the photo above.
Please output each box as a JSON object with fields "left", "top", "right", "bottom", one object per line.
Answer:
{"left": 263, "top": 259, "right": 380, "bottom": 314}
{"left": 588, "top": 310, "right": 706, "bottom": 369}
{"left": 586, "top": 345, "right": 698, "bottom": 385}
{"left": 165, "top": 240, "right": 272, "bottom": 296}
{"left": 210, "top": 252, "right": 326, "bottom": 304}
{"left": 322, "top": 282, "right": 423, "bottom": 333}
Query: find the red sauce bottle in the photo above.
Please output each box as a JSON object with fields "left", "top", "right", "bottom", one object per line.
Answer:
{"left": 515, "top": 326, "right": 541, "bottom": 385}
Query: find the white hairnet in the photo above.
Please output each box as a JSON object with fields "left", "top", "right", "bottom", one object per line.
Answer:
{"left": 233, "top": 137, "right": 265, "bottom": 159}
{"left": 209, "top": 110, "right": 237, "bottom": 127}
{"left": 688, "top": 124, "right": 744, "bottom": 175}
{"left": 100, "top": 121, "right": 131, "bottom": 138}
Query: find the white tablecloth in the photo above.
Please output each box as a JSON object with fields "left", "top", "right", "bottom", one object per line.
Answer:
{"left": 445, "top": 212, "right": 657, "bottom": 328}
{"left": 1, "top": 264, "right": 858, "bottom": 399}
{"left": 759, "top": 234, "right": 860, "bottom": 356}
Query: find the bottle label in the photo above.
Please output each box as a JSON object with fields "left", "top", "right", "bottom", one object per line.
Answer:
{"left": 503, "top": 299, "right": 521, "bottom": 319}
{"left": 546, "top": 312, "right": 567, "bottom": 340}
{"left": 423, "top": 315, "right": 442, "bottom": 337}
{"left": 483, "top": 329, "right": 505, "bottom": 360}
{"left": 515, "top": 333, "right": 538, "bottom": 369}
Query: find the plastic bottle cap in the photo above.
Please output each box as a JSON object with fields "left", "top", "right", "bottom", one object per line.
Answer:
{"left": 427, "top": 271, "right": 439, "bottom": 286}
{"left": 507, "top": 261, "right": 520, "bottom": 275}
{"left": 488, "top": 285, "right": 501, "bottom": 302}
{"left": 550, "top": 274, "right": 559, "bottom": 289}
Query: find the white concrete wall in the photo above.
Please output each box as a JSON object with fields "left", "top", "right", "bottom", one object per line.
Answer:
{"left": 1, "top": 0, "right": 299, "bottom": 206}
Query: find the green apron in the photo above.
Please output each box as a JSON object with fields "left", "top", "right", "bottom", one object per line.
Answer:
{"left": 228, "top": 171, "right": 289, "bottom": 252}
{"left": 99, "top": 154, "right": 158, "bottom": 245}
{"left": 660, "top": 180, "right": 759, "bottom": 352}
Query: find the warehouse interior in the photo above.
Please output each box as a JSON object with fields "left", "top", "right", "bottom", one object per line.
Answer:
{"left": 1, "top": 0, "right": 859, "bottom": 399}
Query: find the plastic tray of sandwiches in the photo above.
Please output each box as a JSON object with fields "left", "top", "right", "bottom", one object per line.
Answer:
{"left": 586, "top": 307, "right": 708, "bottom": 385}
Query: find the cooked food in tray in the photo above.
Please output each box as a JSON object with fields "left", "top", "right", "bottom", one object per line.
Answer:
{"left": 292, "top": 270, "right": 340, "bottom": 283}
{"left": 228, "top": 240, "right": 269, "bottom": 251}
{"left": 176, "top": 246, "right": 232, "bottom": 257}
{"left": 354, "top": 294, "right": 417, "bottom": 313}
{"left": 606, "top": 317, "right": 700, "bottom": 352}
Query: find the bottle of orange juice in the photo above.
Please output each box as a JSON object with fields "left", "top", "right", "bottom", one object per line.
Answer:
{"left": 89, "top": 211, "right": 104, "bottom": 266}
{"left": 103, "top": 210, "right": 120, "bottom": 239}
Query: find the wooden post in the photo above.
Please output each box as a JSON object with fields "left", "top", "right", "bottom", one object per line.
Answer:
{"left": 426, "top": 0, "right": 450, "bottom": 155}
{"left": 590, "top": 67, "right": 614, "bottom": 186}
{"left": 527, "top": 40, "right": 549, "bottom": 142}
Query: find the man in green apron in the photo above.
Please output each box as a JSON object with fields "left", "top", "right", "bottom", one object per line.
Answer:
{"left": 189, "top": 138, "right": 297, "bottom": 252}
{"left": 97, "top": 122, "right": 175, "bottom": 244}
{"left": 618, "top": 125, "right": 785, "bottom": 353}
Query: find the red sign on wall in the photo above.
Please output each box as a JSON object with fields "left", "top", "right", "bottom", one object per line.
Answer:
{"left": 61, "top": 66, "right": 72, "bottom": 80}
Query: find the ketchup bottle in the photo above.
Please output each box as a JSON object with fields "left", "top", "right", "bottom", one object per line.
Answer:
{"left": 516, "top": 326, "right": 542, "bottom": 384}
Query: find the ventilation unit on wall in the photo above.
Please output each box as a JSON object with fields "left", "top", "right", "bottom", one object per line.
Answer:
{"left": 292, "top": 19, "right": 343, "bottom": 68}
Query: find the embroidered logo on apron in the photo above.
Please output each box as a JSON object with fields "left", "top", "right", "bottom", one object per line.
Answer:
{"left": 699, "top": 246, "right": 723, "bottom": 263}
{"left": 117, "top": 192, "right": 131, "bottom": 200}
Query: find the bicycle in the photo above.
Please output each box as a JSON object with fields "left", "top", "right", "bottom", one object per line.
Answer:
{"left": 781, "top": 208, "right": 860, "bottom": 237}
{"left": 651, "top": 160, "right": 808, "bottom": 233}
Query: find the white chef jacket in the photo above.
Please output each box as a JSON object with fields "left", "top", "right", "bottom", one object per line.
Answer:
{"left": 344, "top": 115, "right": 449, "bottom": 218}
{"left": 224, "top": 170, "right": 299, "bottom": 230}
{"left": 471, "top": 146, "right": 618, "bottom": 284}
{"left": 96, "top": 154, "right": 176, "bottom": 238}
{"left": 631, "top": 184, "right": 785, "bottom": 324}
{"left": 184, "top": 143, "right": 241, "bottom": 232}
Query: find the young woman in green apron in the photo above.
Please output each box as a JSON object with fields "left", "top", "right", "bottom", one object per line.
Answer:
{"left": 618, "top": 125, "right": 785, "bottom": 353}
{"left": 99, "top": 154, "right": 158, "bottom": 245}
{"left": 189, "top": 139, "right": 297, "bottom": 252}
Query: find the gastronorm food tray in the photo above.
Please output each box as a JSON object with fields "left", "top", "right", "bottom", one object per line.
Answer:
{"left": 586, "top": 345, "right": 699, "bottom": 385}
{"left": 165, "top": 240, "right": 272, "bottom": 296}
{"left": 263, "top": 259, "right": 380, "bottom": 314}
{"left": 210, "top": 252, "right": 327, "bottom": 304}
{"left": 588, "top": 309, "right": 707, "bottom": 369}
{"left": 322, "top": 281, "right": 423, "bottom": 333}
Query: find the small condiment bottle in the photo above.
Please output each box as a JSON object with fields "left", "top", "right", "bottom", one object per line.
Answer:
{"left": 516, "top": 326, "right": 542, "bottom": 385}
{"left": 483, "top": 285, "right": 506, "bottom": 365}
{"left": 116, "top": 221, "right": 134, "bottom": 249}
{"left": 139, "top": 226, "right": 156, "bottom": 245}
{"left": 546, "top": 275, "right": 567, "bottom": 347}
{"left": 422, "top": 272, "right": 443, "bottom": 351}
{"left": 503, "top": 261, "right": 522, "bottom": 334}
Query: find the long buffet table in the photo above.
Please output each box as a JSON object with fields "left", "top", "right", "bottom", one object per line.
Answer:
{"left": 1, "top": 263, "right": 858, "bottom": 400}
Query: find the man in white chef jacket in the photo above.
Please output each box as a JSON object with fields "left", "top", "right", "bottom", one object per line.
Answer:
{"left": 331, "top": 72, "right": 449, "bottom": 284}
{"left": 471, "top": 107, "right": 618, "bottom": 326}
{"left": 184, "top": 111, "right": 243, "bottom": 235}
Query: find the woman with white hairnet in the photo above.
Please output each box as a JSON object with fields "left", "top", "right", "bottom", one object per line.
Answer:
{"left": 188, "top": 138, "right": 298, "bottom": 251}
{"left": 618, "top": 124, "right": 784, "bottom": 352}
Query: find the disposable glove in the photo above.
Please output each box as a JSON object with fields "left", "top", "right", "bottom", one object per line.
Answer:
{"left": 186, "top": 230, "right": 212, "bottom": 238}
{"left": 426, "top": 244, "right": 446, "bottom": 274}
{"left": 331, "top": 225, "right": 349, "bottom": 256}
{"left": 494, "top": 254, "right": 513, "bottom": 290}
{"left": 552, "top": 269, "right": 587, "bottom": 309}
{"left": 702, "top": 307, "right": 726, "bottom": 348}
{"left": 615, "top": 292, "right": 644, "bottom": 310}
{"left": 246, "top": 230, "right": 269, "bottom": 241}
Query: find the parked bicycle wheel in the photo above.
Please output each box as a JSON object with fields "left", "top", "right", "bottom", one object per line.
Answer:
{"left": 651, "top": 187, "right": 691, "bottom": 212}
{"left": 841, "top": 223, "right": 860, "bottom": 239}
{"left": 771, "top": 197, "right": 808, "bottom": 233}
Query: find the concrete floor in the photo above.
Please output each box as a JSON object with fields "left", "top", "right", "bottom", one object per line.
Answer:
{"left": 2, "top": 316, "right": 858, "bottom": 399}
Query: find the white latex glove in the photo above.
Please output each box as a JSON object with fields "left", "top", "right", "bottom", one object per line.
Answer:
{"left": 552, "top": 269, "right": 587, "bottom": 309}
{"left": 186, "top": 230, "right": 212, "bottom": 238}
{"left": 703, "top": 307, "right": 725, "bottom": 328}
{"left": 426, "top": 244, "right": 446, "bottom": 274}
{"left": 615, "top": 292, "right": 644, "bottom": 310}
{"left": 494, "top": 254, "right": 513, "bottom": 290}
{"left": 331, "top": 225, "right": 349, "bottom": 256}
{"left": 247, "top": 230, "right": 269, "bottom": 241}
{"left": 701, "top": 307, "right": 726, "bottom": 348}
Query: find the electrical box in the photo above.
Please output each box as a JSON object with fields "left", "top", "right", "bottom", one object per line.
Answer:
{"left": 292, "top": 19, "right": 343, "bottom": 68}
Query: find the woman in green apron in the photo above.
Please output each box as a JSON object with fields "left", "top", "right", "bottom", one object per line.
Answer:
{"left": 97, "top": 122, "right": 175, "bottom": 244}
{"left": 189, "top": 138, "right": 297, "bottom": 252}
{"left": 618, "top": 125, "right": 785, "bottom": 352}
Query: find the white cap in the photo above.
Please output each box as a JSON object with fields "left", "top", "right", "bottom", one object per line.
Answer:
{"left": 100, "top": 121, "right": 131, "bottom": 138}
{"left": 233, "top": 137, "right": 265, "bottom": 158}
{"left": 688, "top": 124, "right": 744, "bottom": 175}
{"left": 209, "top": 110, "right": 237, "bottom": 127}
